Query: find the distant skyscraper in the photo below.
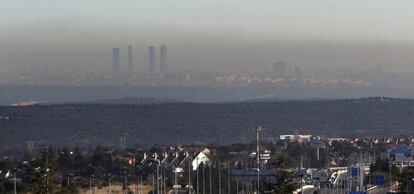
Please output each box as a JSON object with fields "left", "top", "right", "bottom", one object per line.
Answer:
{"left": 376, "top": 65, "right": 382, "bottom": 73}
{"left": 294, "top": 66, "right": 301, "bottom": 77}
{"left": 160, "top": 44, "right": 167, "bottom": 75}
{"left": 127, "top": 46, "right": 134, "bottom": 73}
{"left": 273, "top": 61, "right": 286, "bottom": 77}
{"left": 148, "top": 46, "right": 156, "bottom": 78}
{"left": 112, "top": 48, "right": 120, "bottom": 75}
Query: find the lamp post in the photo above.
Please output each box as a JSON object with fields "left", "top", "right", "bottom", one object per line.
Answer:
{"left": 203, "top": 157, "right": 205, "bottom": 194}
{"left": 157, "top": 164, "right": 160, "bottom": 194}
{"left": 197, "top": 158, "right": 199, "bottom": 194}
{"left": 108, "top": 176, "right": 111, "bottom": 194}
{"left": 140, "top": 175, "right": 143, "bottom": 194}
{"left": 218, "top": 161, "right": 221, "bottom": 194}
{"left": 209, "top": 162, "right": 212, "bottom": 194}
{"left": 227, "top": 162, "right": 230, "bottom": 194}
{"left": 175, "top": 167, "right": 178, "bottom": 194}
{"left": 189, "top": 160, "right": 192, "bottom": 194}
{"left": 163, "top": 168, "right": 166, "bottom": 194}
{"left": 256, "top": 126, "right": 262, "bottom": 193}
{"left": 152, "top": 173, "right": 155, "bottom": 194}
{"left": 14, "top": 172, "right": 17, "bottom": 194}
{"left": 124, "top": 167, "right": 128, "bottom": 194}
{"left": 390, "top": 162, "right": 393, "bottom": 192}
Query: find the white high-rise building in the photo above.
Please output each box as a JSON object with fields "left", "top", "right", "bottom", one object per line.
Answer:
{"left": 160, "top": 44, "right": 167, "bottom": 75}
{"left": 148, "top": 46, "right": 156, "bottom": 78}
{"left": 127, "top": 46, "right": 134, "bottom": 73}
{"left": 112, "top": 48, "right": 120, "bottom": 75}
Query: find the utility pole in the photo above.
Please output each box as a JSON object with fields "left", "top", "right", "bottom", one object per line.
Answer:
{"left": 89, "top": 177, "right": 92, "bottom": 194}
{"left": 209, "top": 162, "right": 212, "bottom": 194}
{"left": 390, "top": 162, "right": 392, "bottom": 192}
{"left": 218, "top": 161, "right": 221, "bottom": 194}
{"left": 317, "top": 147, "right": 320, "bottom": 161}
{"left": 46, "top": 171, "right": 49, "bottom": 194}
{"left": 359, "top": 152, "right": 363, "bottom": 191}
{"left": 236, "top": 179, "right": 239, "bottom": 194}
{"left": 203, "top": 163, "right": 205, "bottom": 194}
{"left": 124, "top": 167, "right": 128, "bottom": 194}
{"left": 161, "top": 168, "right": 165, "bottom": 193}
{"left": 164, "top": 169, "right": 166, "bottom": 194}
{"left": 14, "top": 172, "right": 17, "bottom": 194}
{"left": 140, "top": 175, "right": 143, "bottom": 194}
{"left": 256, "top": 126, "right": 262, "bottom": 193}
{"left": 157, "top": 165, "right": 160, "bottom": 194}
{"left": 189, "top": 161, "right": 192, "bottom": 194}
{"left": 152, "top": 173, "right": 155, "bottom": 194}
{"left": 120, "top": 136, "right": 124, "bottom": 150}
{"left": 197, "top": 160, "right": 199, "bottom": 194}
{"left": 175, "top": 167, "right": 178, "bottom": 194}
{"left": 108, "top": 177, "right": 111, "bottom": 194}
{"left": 227, "top": 163, "right": 230, "bottom": 194}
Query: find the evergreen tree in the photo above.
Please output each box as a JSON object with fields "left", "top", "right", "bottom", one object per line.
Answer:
{"left": 266, "top": 154, "right": 298, "bottom": 194}
{"left": 271, "top": 170, "right": 297, "bottom": 194}
{"left": 33, "top": 148, "right": 55, "bottom": 194}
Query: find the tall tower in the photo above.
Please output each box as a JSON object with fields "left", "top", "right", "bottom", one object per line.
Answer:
{"left": 127, "top": 46, "right": 134, "bottom": 73}
{"left": 294, "top": 66, "right": 301, "bottom": 77}
{"left": 160, "top": 44, "right": 167, "bottom": 75}
{"left": 273, "top": 61, "right": 286, "bottom": 77}
{"left": 112, "top": 48, "right": 120, "bottom": 75}
{"left": 148, "top": 46, "right": 156, "bottom": 78}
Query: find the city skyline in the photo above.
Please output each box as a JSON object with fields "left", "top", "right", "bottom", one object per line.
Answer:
{"left": 3, "top": 1, "right": 414, "bottom": 74}
{"left": 2, "top": 2, "right": 414, "bottom": 194}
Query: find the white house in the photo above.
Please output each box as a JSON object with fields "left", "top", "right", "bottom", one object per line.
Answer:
{"left": 192, "top": 151, "right": 209, "bottom": 171}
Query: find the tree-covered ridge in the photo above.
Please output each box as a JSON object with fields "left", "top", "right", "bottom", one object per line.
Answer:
{"left": 0, "top": 97, "right": 413, "bottom": 150}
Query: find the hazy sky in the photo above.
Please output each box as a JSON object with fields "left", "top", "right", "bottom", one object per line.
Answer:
{"left": 2, "top": 0, "right": 414, "bottom": 73}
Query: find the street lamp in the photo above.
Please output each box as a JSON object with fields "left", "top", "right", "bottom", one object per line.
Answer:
{"left": 197, "top": 158, "right": 199, "bottom": 194}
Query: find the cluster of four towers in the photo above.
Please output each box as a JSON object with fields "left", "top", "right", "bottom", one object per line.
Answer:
{"left": 112, "top": 45, "right": 167, "bottom": 78}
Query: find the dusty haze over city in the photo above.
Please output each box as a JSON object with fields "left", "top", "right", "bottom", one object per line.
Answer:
{"left": 4, "top": 2, "right": 414, "bottom": 193}
{"left": 2, "top": 0, "right": 414, "bottom": 73}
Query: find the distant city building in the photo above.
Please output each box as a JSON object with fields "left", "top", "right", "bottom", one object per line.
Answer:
{"left": 273, "top": 61, "right": 286, "bottom": 77}
{"left": 112, "top": 48, "right": 120, "bottom": 75}
{"left": 280, "top": 134, "right": 312, "bottom": 143}
{"left": 376, "top": 65, "right": 382, "bottom": 73}
{"left": 294, "top": 66, "right": 301, "bottom": 77}
{"left": 148, "top": 46, "right": 156, "bottom": 78}
{"left": 160, "top": 44, "right": 167, "bottom": 75}
{"left": 127, "top": 45, "right": 134, "bottom": 73}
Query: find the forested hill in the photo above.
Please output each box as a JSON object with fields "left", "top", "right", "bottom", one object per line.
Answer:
{"left": 1, "top": 97, "right": 414, "bottom": 150}
{"left": 77, "top": 97, "right": 183, "bottom": 105}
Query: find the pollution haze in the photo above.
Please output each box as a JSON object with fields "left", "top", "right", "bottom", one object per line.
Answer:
{"left": 3, "top": 1, "right": 414, "bottom": 104}
{"left": 4, "top": 2, "right": 414, "bottom": 193}
{"left": 2, "top": 0, "right": 414, "bottom": 73}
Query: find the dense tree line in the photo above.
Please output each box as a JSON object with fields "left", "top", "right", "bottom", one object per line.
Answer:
{"left": 1, "top": 97, "right": 414, "bottom": 149}
{"left": 0, "top": 147, "right": 138, "bottom": 193}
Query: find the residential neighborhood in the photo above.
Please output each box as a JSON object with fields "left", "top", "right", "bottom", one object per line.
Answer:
{"left": 2, "top": 132, "right": 414, "bottom": 193}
